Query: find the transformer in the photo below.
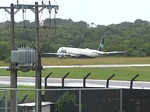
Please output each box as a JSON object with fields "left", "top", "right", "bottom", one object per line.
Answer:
{"left": 11, "top": 47, "right": 35, "bottom": 72}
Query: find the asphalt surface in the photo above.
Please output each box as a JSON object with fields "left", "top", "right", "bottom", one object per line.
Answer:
{"left": 0, "top": 76, "right": 150, "bottom": 89}
{"left": 0, "top": 64, "right": 150, "bottom": 89}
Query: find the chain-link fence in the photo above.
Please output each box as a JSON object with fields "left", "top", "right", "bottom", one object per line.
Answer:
{"left": 0, "top": 89, "right": 8, "bottom": 112}
{"left": 0, "top": 88, "right": 150, "bottom": 112}
{"left": 44, "top": 88, "right": 122, "bottom": 112}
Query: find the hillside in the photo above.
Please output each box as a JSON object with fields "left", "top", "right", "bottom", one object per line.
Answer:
{"left": 0, "top": 18, "right": 150, "bottom": 60}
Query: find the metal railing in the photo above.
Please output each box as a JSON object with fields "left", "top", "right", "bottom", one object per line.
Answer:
{"left": 0, "top": 88, "right": 123, "bottom": 112}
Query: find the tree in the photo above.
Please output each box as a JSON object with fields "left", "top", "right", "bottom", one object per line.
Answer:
{"left": 142, "top": 42, "right": 150, "bottom": 56}
{"left": 55, "top": 92, "right": 79, "bottom": 112}
{"left": 0, "top": 42, "right": 10, "bottom": 60}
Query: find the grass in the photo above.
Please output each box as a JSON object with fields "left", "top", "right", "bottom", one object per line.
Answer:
{"left": 2, "top": 67, "right": 150, "bottom": 81}
{"left": 0, "top": 85, "right": 45, "bottom": 103}
{"left": 0, "top": 60, "right": 8, "bottom": 66}
{"left": 0, "top": 57, "right": 150, "bottom": 102}
{"left": 42, "top": 67, "right": 150, "bottom": 81}
{"left": 1, "top": 57, "right": 150, "bottom": 81}
{"left": 42, "top": 57, "right": 150, "bottom": 65}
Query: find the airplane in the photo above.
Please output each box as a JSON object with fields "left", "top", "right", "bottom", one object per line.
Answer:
{"left": 43, "top": 37, "right": 126, "bottom": 58}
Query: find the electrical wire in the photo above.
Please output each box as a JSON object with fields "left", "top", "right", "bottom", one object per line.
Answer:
{"left": 39, "top": 9, "right": 43, "bottom": 25}
{"left": 21, "top": 1, "right": 58, "bottom": 55}
{"left": 4, "top": 10, "right": 10, "bottom": 21}
{"left": 22, "top": 6, "right": 36, "bottom": 50}
{"left": 39, "top": 0, "right": 58, "bottom": 53}
{"left": 39, "top": 12, "right": 57, "bottom": 53}
{"left": 21, "top": 7, "right": 40, "bottom": 65}
{"left": 21, "top": 7, "right": 26, "bottom": 47}
{"left": 39, "top": 12, "right": 52, "bottom": 49}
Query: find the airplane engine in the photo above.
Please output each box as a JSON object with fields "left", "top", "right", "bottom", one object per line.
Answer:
{"left": 58, "top": 54, "right": 67, "bottom": 58}
{"left": 58, "top": 55, "right": 63, "bottom": 58}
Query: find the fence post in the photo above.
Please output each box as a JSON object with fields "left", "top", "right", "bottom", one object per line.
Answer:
{"left": 62, "top": 72, "right": 70, "bottom": 87}
{"left": 106, "top": 74, "right": 115, "bottom": 88}
{"left": 5, "top": 90, "right": 7, "bottom": 112}
{"left": 83, "top": 72, "right": 91, "bottom": 87}
{"left": 36, "top": 89, "right": 39, "bottom": 112}
{"left": 45, "top": 72, "right": 52, "bottom": 88}
{"left": 79, "top": 90, "right": 82, "bottom": 112}
{"left": 130, "top": 74, "right": 139, "bottom": 89}
{"left": 119, "top": 89, "right": 123, "bottom": 112}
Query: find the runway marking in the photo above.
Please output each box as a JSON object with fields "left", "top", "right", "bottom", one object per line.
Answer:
{"left": 0, "top": 76, "right": 150, "bottom": 90}
{"left": 43, "top": 64, "right": 150, "bottom": 68}
{"left": 1, "top": 64, "right": 150, "bottom": 69}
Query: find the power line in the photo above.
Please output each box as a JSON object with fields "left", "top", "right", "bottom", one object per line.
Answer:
{"left": 0, "top": 2, "right": 59, "bottom": 112}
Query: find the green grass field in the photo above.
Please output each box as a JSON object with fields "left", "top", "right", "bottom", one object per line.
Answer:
{"left": 42, "top": 57, "right": 150, "bottom": 65}
{"left": 1, "top": 57, "right": 150, "bottom": 81}
{"left": 0, "top": 57, "right": 150, "bottom": 102}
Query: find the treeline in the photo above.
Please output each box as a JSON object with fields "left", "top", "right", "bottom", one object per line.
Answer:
{"left": 0, "top": 18, "right": 150, "bottom": 61}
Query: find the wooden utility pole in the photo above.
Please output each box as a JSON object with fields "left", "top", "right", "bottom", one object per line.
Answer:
{"left": 10, "top": 3, "right": 18, "bottom": 112}
{"left": 35, "top": 2, "right": 42, "bottom": 112}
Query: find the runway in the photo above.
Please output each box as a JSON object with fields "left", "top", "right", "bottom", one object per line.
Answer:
{"left": 1, "top": 64, "right": 150, "bottom": 69}
{"left": 0, "top": 76, "right": 150, "bottom": 89}
{"left": 0, "top": 64, "right": 150, "bottom": 89}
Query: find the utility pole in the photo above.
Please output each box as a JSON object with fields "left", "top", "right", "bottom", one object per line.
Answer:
{"left": 10, "top": 3, "right": 17, "bottom": 112}
{"left": 35, "top": 2, "right": 42, "bottom": 112}
{"left": 0, "top": 2, "right": 58, "bottom": 112}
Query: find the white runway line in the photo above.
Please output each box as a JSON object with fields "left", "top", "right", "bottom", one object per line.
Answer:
{"left": 43, "top": 64, "right": 150, "bottom": 68}
{"left": 1, "top": 64, "right": 150, "bottom": 69}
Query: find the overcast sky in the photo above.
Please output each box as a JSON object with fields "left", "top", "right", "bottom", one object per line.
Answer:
{"left": 0, "top": 0, "right": 150, "bottom": 25}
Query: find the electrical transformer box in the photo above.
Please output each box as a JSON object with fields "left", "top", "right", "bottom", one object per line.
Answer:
{"left": 11, "top": 47, "right": 35, "bottom": 67}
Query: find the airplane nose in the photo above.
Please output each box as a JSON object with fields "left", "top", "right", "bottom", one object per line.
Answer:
{"left": 57, "top": 48, "right": 61, "bottom": 53}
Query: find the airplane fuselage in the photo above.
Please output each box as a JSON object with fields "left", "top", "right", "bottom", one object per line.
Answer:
{"left": 43, "top": 37, "right": 126, "bottom": 58}
{"left": 57, "top": 47, "right": 103, "bottom": 58}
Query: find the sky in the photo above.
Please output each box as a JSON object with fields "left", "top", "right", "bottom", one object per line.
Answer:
{"left": 0, "top": 0, "right": 150, "bottom": 25}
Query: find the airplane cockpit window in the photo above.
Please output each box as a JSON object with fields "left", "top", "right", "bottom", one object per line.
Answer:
{"left": 61, "top": 48, "right": 67, "bottom": 53}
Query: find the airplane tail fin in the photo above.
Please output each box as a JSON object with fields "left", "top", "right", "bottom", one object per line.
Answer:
{"left": 98, "top": 36, "right": 104, "bottom": 51}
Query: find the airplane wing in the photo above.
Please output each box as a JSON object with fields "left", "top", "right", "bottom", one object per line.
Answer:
{"left": 43, "top": 52, "right": 81, "bottom": 58}
{"left": 102, "top": 51, "right": 127, "bottom": 55}
{"left": 43, "top": 52, "right": 67, "bottom": 56}
{"left": 43, "top": 52, "right": 75, "bottom": 56}
{"left": 43, "top": 53, "right": 59, "bottom": 55}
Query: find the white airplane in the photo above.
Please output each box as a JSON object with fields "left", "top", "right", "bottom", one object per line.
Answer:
{"left": 43, "top": 37, "right": 126, "bottom": 58}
